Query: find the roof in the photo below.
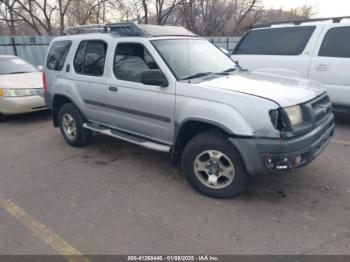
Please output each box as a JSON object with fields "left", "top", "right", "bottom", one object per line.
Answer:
{"left": 63, "top": 23, "right": 197, "bottom": 38}
{"left": 138, "top": 24, "right": 196, "bottom": 37}
{"left": 253, "top": 16, "right": 350, "bottom": 29}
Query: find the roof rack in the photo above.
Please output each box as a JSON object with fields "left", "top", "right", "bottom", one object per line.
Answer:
{"left": 252, "top": 16, "right": 350, "bottom": 29}
{"left": 63, "top": 23, "right": 197, "bottom": 37}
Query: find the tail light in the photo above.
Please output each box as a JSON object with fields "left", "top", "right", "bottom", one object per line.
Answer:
{"left": 42, "top": 72, "right": 47, "bottom": 94}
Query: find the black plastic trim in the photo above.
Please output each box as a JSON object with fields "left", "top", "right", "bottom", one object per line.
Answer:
{"left": 84, "top": 99, "right": 171, "bottom": 123}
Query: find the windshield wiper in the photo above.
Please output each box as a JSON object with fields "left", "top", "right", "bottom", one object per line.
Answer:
{"left": 223, "top": 68, "right": 236, "bottom": 73}
{"left": 181, "top": 72, "right": 213, "bottom": 80}
{"left": 215, "top": 68, "right": 237, "bottom": 75}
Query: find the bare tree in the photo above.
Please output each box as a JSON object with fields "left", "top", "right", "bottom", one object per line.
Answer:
{"left": 155, "top": 0, "right": 184, "bottom": 25}
{"left": 231, "top": 0, "right": 259, "bottom": 35}
{"left": 0, "top": 0, "right": 316, "bottom": 36}
{"left": 0, "top": 0, "right": 71, "bottom": 34}
{"left": 0, "top": 0, "right": 16, "bottom": 34}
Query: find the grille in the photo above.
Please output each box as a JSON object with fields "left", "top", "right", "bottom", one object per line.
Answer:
{"left": 309, "top": 93, "right": 332, "bottom": 125}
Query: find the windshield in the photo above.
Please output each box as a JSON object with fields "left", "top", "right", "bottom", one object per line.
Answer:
{"left": 152, "top": 39, "right": 236, "bottom": 80}
{"left": 0, "top": 57, "right": 37, "bottom": 75}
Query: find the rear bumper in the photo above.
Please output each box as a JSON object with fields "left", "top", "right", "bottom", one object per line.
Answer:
{"left": 229, "top": 114, "right": 335, "bottom": 175}
{"left": 0, "top": 96, "right": 47, "bottom": 115}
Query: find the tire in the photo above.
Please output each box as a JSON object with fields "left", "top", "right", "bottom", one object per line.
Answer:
{"left": 58, "top": 103, "right": 91, "bottom": 147}
{"left": 182, "top": 131, "right": 248, "bottom": 199}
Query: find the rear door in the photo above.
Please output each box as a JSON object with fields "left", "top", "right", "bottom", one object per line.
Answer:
{"left": 232, "top": 26, "right": 318, "bottom": 77}
{"left": 308, "top": 25, "right": 350, "bottom": 107}
{"left": 70, "top": 39, "right": 109, "bottom": 122}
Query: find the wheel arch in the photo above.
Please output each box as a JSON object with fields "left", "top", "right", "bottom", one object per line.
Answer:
{"left": 170, "top": 118, "right": 234, "bottom": 167}
{"left": 52, "top": 94, "right": 86, "bottom": 127}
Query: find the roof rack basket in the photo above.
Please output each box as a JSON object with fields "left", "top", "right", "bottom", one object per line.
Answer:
{"left": 63, "top": 23, "right": 148, "bottom": 36}
{"left": 63, "top": 23, "right": 197, "bottom": 37}
{"left": 253, "top": 16, "right": 350, "bottom": 29}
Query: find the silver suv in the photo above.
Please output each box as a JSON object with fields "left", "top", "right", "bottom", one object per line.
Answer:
{"left": 44, "top": 23, "right": 335, "bottom": 198}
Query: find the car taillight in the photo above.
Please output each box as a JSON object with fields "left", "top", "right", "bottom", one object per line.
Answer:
{"left": 42, "top": 72, "right": 47, "bottom": 93}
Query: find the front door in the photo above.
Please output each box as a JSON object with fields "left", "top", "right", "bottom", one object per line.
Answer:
{"left": 105, "top": 41, "right": 175, "bottom": 144}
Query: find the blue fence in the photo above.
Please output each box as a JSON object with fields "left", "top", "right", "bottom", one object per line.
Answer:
{"left": 0, "top": 36, "right": 54, "bottom": 66}
{"left": 0, "top": 35, "right": 240, "bottom": 66}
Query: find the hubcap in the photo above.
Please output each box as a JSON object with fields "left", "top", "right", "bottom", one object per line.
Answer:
{"left": 62, "top": 113, "right": 77, "bottom": 139}
{"left": 193, "top": 150, "right": 235, "bottom": 189}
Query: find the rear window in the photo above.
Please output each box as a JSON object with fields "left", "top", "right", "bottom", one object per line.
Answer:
{"left": 319, "top": 27, "right": 350, "bottom": 58}
{"left": 234, "top": 26, "right": 316, "bottom": 56}
{"left": 46, "top": 40, "right": 72, "bottom": 71}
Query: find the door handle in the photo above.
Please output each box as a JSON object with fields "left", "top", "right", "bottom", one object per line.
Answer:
{"left": 315, "top": 64, "right": 329, "bottom": 71}
{"left": 108, "top": 86, "right": 118, "bottom": 92}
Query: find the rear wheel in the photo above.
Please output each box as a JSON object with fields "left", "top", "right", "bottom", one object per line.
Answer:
{"left": 58, "top": 103, "right": 91, "bottom": 147}
{"left": 182, "top": 131, "right": 248, "bottom": 198}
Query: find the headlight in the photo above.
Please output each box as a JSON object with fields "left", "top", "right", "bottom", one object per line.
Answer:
{"left": 0, "top": 88, "right": 37, "bottom": 97}
{"left": 284, "top": 105, "right": 303, "bottom": 126}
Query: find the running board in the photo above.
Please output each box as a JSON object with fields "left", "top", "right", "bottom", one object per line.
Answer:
{"left": 83, "top": 123, "right": 171, "bottom": 153}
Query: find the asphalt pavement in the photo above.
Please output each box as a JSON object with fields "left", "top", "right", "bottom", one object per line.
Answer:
{"left": 0, "top": 111, "right": 349, "bottom": 255}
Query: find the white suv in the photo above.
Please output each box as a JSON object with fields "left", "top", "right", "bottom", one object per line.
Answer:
{"left": 232, "top": 17, "right": 350, "bottom": 114}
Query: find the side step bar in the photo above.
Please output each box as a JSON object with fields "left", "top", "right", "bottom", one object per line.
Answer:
{"left": 83, "top": 123, "right": 171, "bottom": 153}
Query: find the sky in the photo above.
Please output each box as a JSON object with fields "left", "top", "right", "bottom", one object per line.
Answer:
{"left": 262, "top": 0, "right": 350, "bottom": 17}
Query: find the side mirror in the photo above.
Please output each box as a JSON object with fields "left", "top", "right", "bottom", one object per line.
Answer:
{"left": 37, "top": 65, "right": 44, "bottom": 72}
{"left": 140, "top": 69, "right": 168, "bottom": 87}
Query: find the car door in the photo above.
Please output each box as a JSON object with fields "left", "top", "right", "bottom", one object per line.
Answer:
{"left": 104, "top": 40, "right": 176, "bottom": 144}
{"left": 45, "top": 40, "right": 72, "bottom": 98}
{"left": 70, "top": 39, "right": 110, "bottom": 123}
{"left": 308, "top": 26, "right": 350, "bottom": 107}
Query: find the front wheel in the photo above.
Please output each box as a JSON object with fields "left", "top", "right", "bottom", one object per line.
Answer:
{"left": 182, "top": 131, "right": 248, "bottom": 199}
{"left": 58, "top": 103, "right": 91, "bottom": 147}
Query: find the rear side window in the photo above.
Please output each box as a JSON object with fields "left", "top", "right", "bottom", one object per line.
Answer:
{"left": 234, "top": 26, "right": 316, "bottom": 56}
{"left": 46, "top": 40, "right": 72, "bottom": 71}
{"left": 73, "top": 40, "right": 107, "bottom": 76}
{"left": 319, "top": 27, "right": 350, "bottom": 58}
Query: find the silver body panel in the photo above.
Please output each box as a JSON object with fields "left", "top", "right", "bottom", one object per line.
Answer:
{"left": 44, "top": 34, "right": 326, "bottom": 144}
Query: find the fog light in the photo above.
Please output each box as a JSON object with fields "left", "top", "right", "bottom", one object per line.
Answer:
{"left": 295, "top": 156, "right": 302, "bottom": 165}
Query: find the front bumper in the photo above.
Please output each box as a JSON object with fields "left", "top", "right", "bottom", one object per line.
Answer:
{"left": 229, "top": 113, "right": 335, "bottom": 175}
{"left": 0, "top": 96, "right": 47, "bottom": 115}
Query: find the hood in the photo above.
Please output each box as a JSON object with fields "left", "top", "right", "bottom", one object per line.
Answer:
{"left": 197, "top": 71, "right": 326, "bottom": 107}
{"left": 0, "top": 72, "right": 43, "bottom": 89}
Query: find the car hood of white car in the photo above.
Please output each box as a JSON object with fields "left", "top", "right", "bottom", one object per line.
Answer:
{"left": 197, "top": 71, "right": 326, "bottom": 108}
{"left": 0, "top": 72, "right": 43, "bottom": 89}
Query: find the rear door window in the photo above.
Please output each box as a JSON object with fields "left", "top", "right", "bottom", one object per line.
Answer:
{"left": 234, "top": 26, "right": 316, "bottom": 56}
{"left": 46, "top": 40, "right": 72, "bottom": 71}
{"left": 73, "top": 40, "right": 107, "bottom": 76}
{"left": 319, "top": 27, "right": 350, "bottom": 58}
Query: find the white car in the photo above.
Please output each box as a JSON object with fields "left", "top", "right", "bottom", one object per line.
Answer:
{"left": 0, "top": 55, "right": 47, "bottom": 120}
{"left": 232, "top": 17, "right": 350, "bottom": 113}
